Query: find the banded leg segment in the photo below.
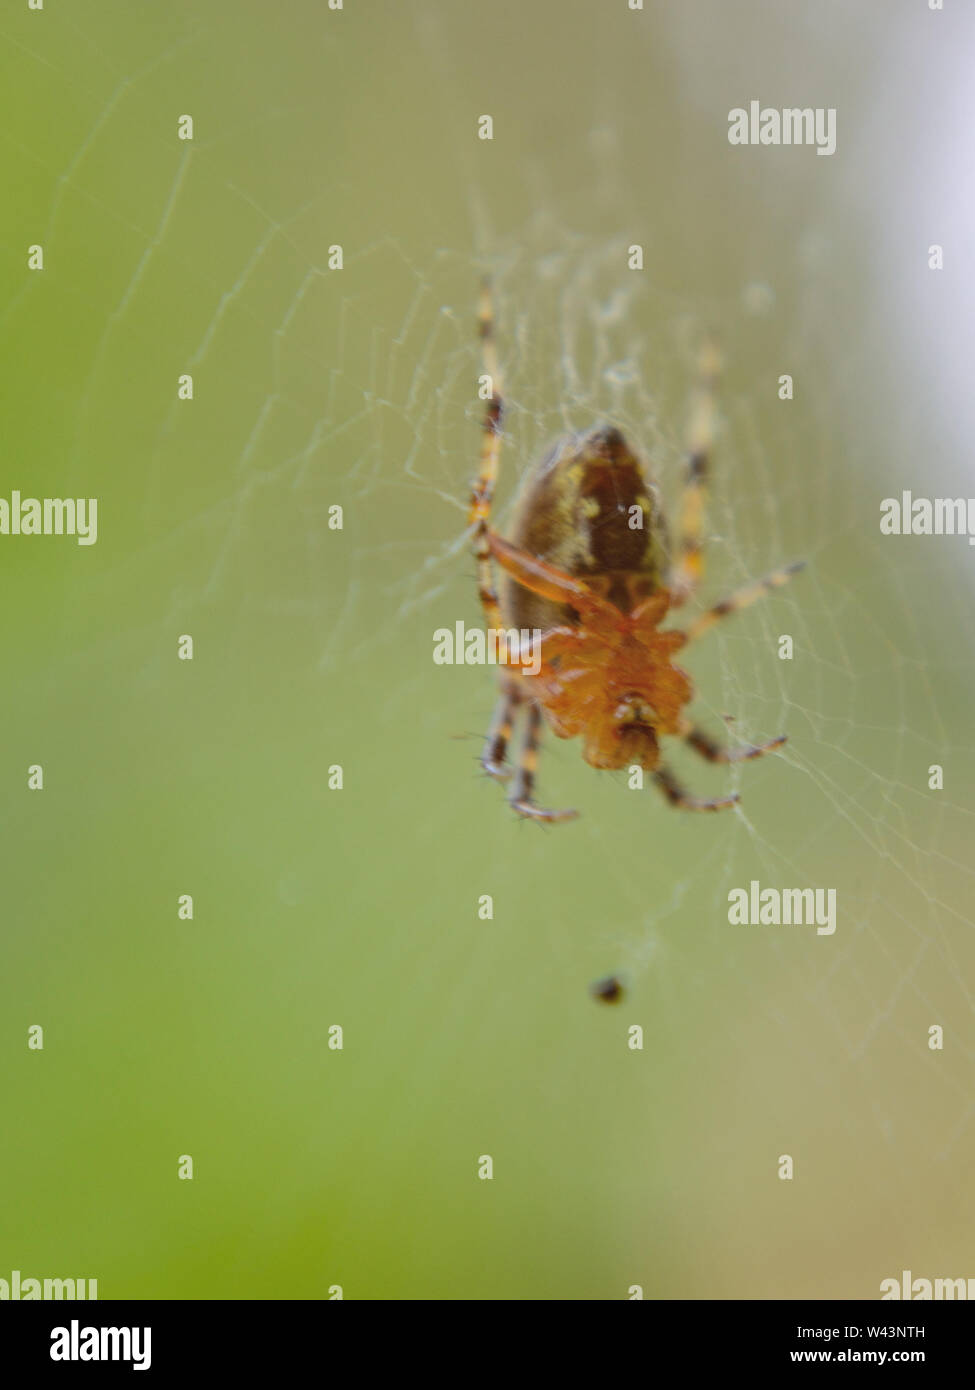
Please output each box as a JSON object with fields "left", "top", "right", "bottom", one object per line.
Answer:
{"left": 481, "top": 683, "right": 521, "bottom": 782}
{"left": 509, "top": 703, "right": 578, "bottom": 823}
{"left": 685, "top": 560, "right": 806, "bottom": 642}
{"left": 652, "top": 764, "right": 739, "bottom": 812}
{"left": 468, "top": 280, "right": 505, "bottom": 630}
{"left": 670, "top": 338, "right": 721, "bottom": 607}
{"left": 679, "top": 718, "right": 787, "bottom": 763}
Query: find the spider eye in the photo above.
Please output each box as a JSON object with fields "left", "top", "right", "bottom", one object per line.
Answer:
{"left": 614, "top": 695, "right": 653, "bottom": 726}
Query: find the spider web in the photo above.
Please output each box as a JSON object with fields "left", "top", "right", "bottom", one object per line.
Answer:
{"left": 2, "top": 0, "right": 973, "bottom": 1300}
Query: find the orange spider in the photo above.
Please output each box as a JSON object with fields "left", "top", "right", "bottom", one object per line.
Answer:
{"left": 468, "top": 281, "right": 804, "bottom": 822}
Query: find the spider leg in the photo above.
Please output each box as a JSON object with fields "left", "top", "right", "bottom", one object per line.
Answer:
{"left": 669, "top": 338, "right": 721, "bottom": 607}
{"left": 509, "top": 702, "right": 579, "bottom": 823}
{"left": 652, "top": 764, "right": 739, "bottom": 812}
{"left": 679, "top": 718, "right": 787, "bottom": 763}
{"left": 488, "top": 531, "right": 621, "bottom": 628}
{"left": 468, "top": 280, "right": 505, "bottom": 631}
{"left": 481, "top": 681, "right": 522, "bottom": 782}
{"left": 684, "top": 560, "right": 806, "bottom": 642}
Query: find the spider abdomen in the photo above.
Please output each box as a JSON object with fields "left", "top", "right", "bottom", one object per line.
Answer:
{"left": 502, "top": 426, "right": 669, "bottom": 633}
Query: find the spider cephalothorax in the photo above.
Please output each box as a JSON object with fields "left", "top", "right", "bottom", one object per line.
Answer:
{"left": 525, "top": 601, "right": 692, "bottom": 772}
{"left": 468, "top": 281, "right": 803, "bottom": 822}
{"left": 491, "top": 544, "right": 691, "bottom": 769}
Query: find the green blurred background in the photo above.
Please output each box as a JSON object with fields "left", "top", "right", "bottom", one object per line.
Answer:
{"left": 1, "top": 0, "right": 973, "bottom": 1299}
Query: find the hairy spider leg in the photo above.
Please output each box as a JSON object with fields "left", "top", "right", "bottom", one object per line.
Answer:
{"left": 509, "top": 702, "right": 579, "bottom": 824}
{"left": 679, "top": 716, "right": 787, "bottom": 763}
{"left": 685, "top": 560, "right": 806, "bottom": 642}
{"left": 468, "top": 279, "right": 505, "bottom": 632}
{"left": 487, "top": 531, "right": 624, "bottom": 629}
{"left": 468, "top": 283, "right": 583, "bottom": 820}
{"left": 652, "top": 764, "right": 740, "bottom": 812}
{"left": 481, "top": 682, "right": 521, "bottom": 782}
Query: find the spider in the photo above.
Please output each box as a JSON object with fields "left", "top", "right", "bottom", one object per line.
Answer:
{"left": 467, "top": 281, "right": 804, "bottom": 823}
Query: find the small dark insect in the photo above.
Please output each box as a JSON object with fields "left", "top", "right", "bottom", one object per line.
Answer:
{"left": 468, "top": 281, "right": 804, "bottom": 822}
{"left": 590, "top": 975, "right": 625, "bottom": 1004}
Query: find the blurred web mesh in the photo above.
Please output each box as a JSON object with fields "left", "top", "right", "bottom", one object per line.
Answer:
{"left": 6, "top": 2, "right": 973, "bottom": 1218}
